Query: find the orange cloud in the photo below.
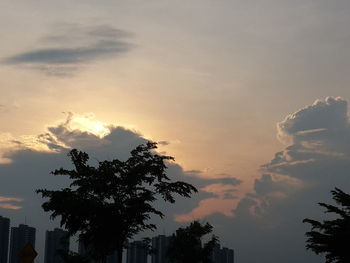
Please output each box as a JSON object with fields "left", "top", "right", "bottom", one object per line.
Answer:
{"left": 175, "top": 198, "right": 239, "bottom": 222}
{"left": 201, "top": 183, "right": 237, "bottom": 198}
{"left": 0, "top": 196, "right": 24, "bottom": 202}
{"left": 0, "top": 203, "right": 22, "bottom": 210}
{"left": 0, "top": 196, "right": 24, "bottom": 210}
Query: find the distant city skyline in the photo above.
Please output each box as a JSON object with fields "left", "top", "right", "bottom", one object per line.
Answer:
{"left": 0, "top": 215, "right": 236, "bottom": 263}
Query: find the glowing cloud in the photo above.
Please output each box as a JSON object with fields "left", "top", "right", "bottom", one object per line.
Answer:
{"left": 0, "top": 196, "right": 23, "bottom": 202}
{"left": 175, "top": 198, "right": 238, "bottom": 222}
{"left": 0, "top": 196, "right": 23, "bottom": 210}
{"left": 66, "top": 113, "right": 110, "bottom": 138}
{"left": 201, "top": 183, "right": 237, "bottom": 198}
{"left": 0, "top": 203, "right": 22, "bottom": 210}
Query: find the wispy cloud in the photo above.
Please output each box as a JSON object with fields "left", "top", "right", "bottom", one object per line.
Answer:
{"left": 3, "top": 23, "right": 134, "bottom": 76}
{"left": 0, "top": 203, "right": 22, "bottom": 210}
{"left": 0, "top": 196, "right": 23, "bottom": 202}
{"left": 0, "top": 196, "right": 23, "bottom": 210}
{"left": 175, "top": 198, "right": 238, "bottom": 222}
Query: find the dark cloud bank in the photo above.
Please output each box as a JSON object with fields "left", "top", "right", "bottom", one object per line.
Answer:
{"left": 235, "top": 97, "right": 350, "bottom": 263}
{"left": 1, "top": 97, "right": 350, "bottom": 262}
{"left": 3, "top": 23, "right": 133, "bottom": 76}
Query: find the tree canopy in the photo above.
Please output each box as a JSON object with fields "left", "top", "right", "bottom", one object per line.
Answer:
{"left": 303, "top": 188, "right": 350, "bottom": 263}
{"left": 36, "top": 142, "right": 197, "bottom": 263}
{"left": 167, "top": 221, "right": 219, "bottom": 263}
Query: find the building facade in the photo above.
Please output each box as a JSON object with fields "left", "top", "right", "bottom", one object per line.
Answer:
{"left": 44, "top": 228, "right": 70, "bottom": 263}
{"left": 212, "top": 245, "right": 234, "bottom": 263}
{"left": 151, "top": 235, "right": 172, "bottom": 263}
{"left": 9, "top": 224, "right": 36, "bottom": 263}
{"left": 126, "top": 240, "right": 147, "bottom": 263}
{"left": 0, "top": 216, "right": 10, "bottom": 263}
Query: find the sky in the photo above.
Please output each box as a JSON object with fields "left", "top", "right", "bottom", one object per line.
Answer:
{"left": 1, "top": 1, "right": 350, "bottom": 262}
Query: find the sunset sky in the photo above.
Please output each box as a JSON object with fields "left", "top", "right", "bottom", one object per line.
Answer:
{"left": 1, "top": 1, "right": 350, "bottom": 262}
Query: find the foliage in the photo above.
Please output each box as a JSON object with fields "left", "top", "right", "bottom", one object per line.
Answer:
{"left": 36, "top": 142, "right": 197, "bottom": 262}
{"left": 57, "top": 250, "right": 89, "bottom": 263}
{"left": 303, "top": 188, "right": 350, "bottom": 263}
{"left": 167, "top": 221, "right": 219, "bottom": 263}
{"left": 139, "top": 237, "right": 157, "bottom": 255}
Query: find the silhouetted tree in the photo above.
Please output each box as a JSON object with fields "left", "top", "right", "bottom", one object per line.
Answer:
{"left": 303, "top": 188, "right": 350, "bottom": 263}
{"left": 167, "top": 221, "right": 219, "bottom": 263}
{"left": 57, "top": 250, "right": 88, "bottom": 263}
{"left": 36, "top": 142, "right": 197, "bottom": 263}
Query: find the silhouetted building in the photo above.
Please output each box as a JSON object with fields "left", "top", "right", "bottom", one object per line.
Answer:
{"left": 151, "top": 235, "right": 171, "bottom": 263}
{"left": 78, "top": 240, "right": 118, "bottom": 263}
{"left": 44, "top": 228, "right": 70, "bottom": 263}
{"left": 78, "top": 239, "right": 87, "bottom": 257}
{"left": 9, "top": 224, "right": 36, "bottom": 263}
{"left": 78, "top": 240, "right": 96, "bottom": 263}
{"left": 211, "top": 244, "right": 221, "bottom": 263}
{"left": 222, "top": 247, "right": 234, "bottom": 263}
{"left": 126, "top": 240, "right": 147, "bottom": 263}
{"left": 0, "top": 216, "right": 10, "bottom": 263}
{"left": 212, "top": 245, "right": 234, "bottom": 263}
{"left": 105, "top": 251, "right": 119, "bottom": 263}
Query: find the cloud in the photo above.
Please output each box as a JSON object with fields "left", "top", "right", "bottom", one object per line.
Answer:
{"left": 248, "top": 98, "right": 350, "bottom": 221}
{"left": 201, "top": 183, "right": 238, "bottom": 197}
{"left": 174, "top": 181, "right": 241, "bottom": 222}
{"left": 184, "top": 170, "right": 242, "bottom": 184}
{"left": 0, "top": 196, "right": 23, "bottom": 202}
{"left": 175, "top": 198, "right": 237, "bottom": 222}
{"left": 263, "top": 97, "right": 350, "bottom": 183}
{"left": 254, "top": 174, "right": 301, "bottom": 197}
{"left": 0, "top": 196, "right": 23, "bottom": 210}
{"left": 157, "top": 140, "right": 170, "bottom": 146}
{"left": 277, "top": 97, "right": 348, "bottom": 145}
{"left": 0, "top": 204, "right": 22, "bottom": 210}
{"left": 184, "top": 170, "right": 202, "bottom": 176}
{"left": 172, "top": 97, "right": 350, "bottom": 262}
{"left": 226, "top": 97, "right": 350, "bottom": 262}
{"left": 3, "top": 23, "right": 133, "bottom": 76}
{"left": 174, "top": 172, "right": 242, "bottom": 221}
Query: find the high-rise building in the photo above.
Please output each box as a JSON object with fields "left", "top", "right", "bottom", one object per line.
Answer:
{"left": 0, "top": 216, "right": 10, "bottom": 263}
{"left": 77, "top": 239, "right": 87, "bottom": 257}
{"left": 211, "top": 244, "right": 222, "bottom": 263}
{"left": 221, "top": 247, "right": 234, "bottom": 263}
{"left": 44, "top": 228, "right": 70, "bottom": 263}
{"left": 9, "top": 224, "right": 36, "bottom": 263}
{"left": 126, "top": 240, "right": 147, "bottom": 263}
{"left": 151, "top": 235, "right": 171, "bottom": 263}
{"left": 105, "top": 251, "right": 119, "bottom": 263}
{"left": 211, "top": 245, "right": 234, "bottom": 263}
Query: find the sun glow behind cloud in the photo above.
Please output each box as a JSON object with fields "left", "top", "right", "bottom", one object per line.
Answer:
{"left": 0, "top": 113, "right": 112, "bottom": 164}
{"left": 67, "top": 113, "right": 111, "bottom": 138}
